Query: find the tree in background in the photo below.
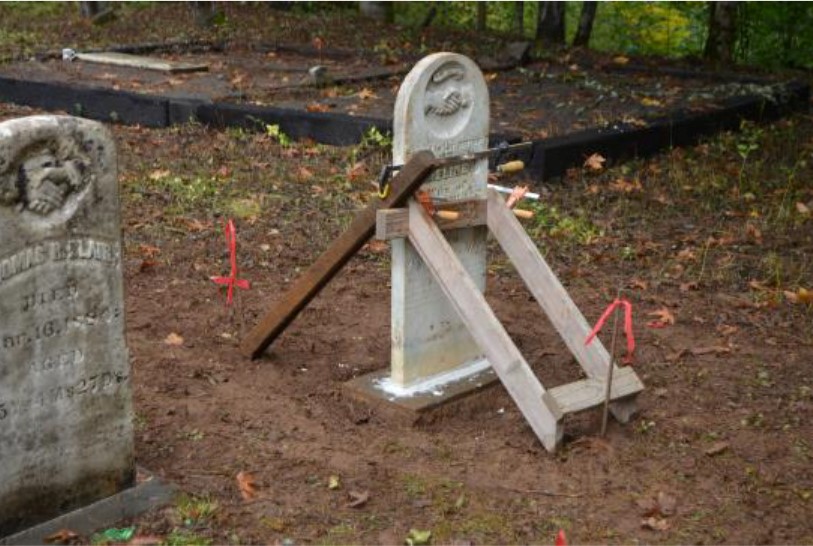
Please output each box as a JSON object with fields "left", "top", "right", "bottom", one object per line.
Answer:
{"left": 536, "top": 1, "right": 566, "bottom": 47}
{"left": 476, "top": 3, "right": 487, "bottom": 32}
{"left": 513, "top": 2, "right": 525, "bottom": 37}
{"left": 704, "top": 1, "right": 737, "bottom": 63}
{"left": 572, "top": 1, "right": 597, "bottom": 47}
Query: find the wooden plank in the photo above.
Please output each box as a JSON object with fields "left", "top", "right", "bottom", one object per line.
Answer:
{"left": 486, "top": 189, "right": 643, "bottom": 421}
{"left": 240, "top": 151, "right": 436, "bottom": 359}
{"left": 75, "top": 52, "right": 208, "bottom": 73}
{"left": 376, "top": 200, "right": 487, "bottom": 240}
{"left": 546, "top": 366, "right": 640, "bottom": 415}
{"left": 406, "top": 200, "right": 563, "bottom": 451}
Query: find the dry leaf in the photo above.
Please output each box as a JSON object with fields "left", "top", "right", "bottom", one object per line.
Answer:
{"left": 679, "top": 281, "right": 699, "bottom": 292}
{"left": 705, "top": 441, "right": 730, "bottom": 457}
{"left": 297, "top": 166, "right": 314, "bottom": 181}
{"left": 129, "top": 536, "right": 164, "bottom": 546}
{"left": 149, "top": 169, "right": 170, "bottom": 181}
{"left": 665, "top": 348, "right": 687, "bottom": 363}
{"left": 641, "top": 516, "right": 670, "bottom": 531}
{"left": 785, "top": 287, "right": 813, "bottom": 304}
{"left": 612, "top": 55, "right": 630, "bottom": 65}
{"left": 647, "top": 307, "right": 675, "bottom": 328}
{"left": 347, "top": 489, "right": 370, "bottom": 508}
{"left": 657, "top": 491, "right": 677, "bottom": 516}
{"left": 44, "top": 529, "right": 80, "bottom": 545}
{"left": 583, "top": 153, "right": 606, "bottom": 171}
{"left": 305, "top": 102, "right": 330, "bottom": 113}
{"left": 138, "top": 244, "right": 161, "bottom": 258}
{"left": 164, "top": 332, "right": 184, "bottom": 346}
{"left": 640, "top": 97, "right": 664, "bottom": 107}
{"left": 609, "top": 177, "right": 641, "bottom": 193}
{"left": 796, "top": 202, "right": 810, "bottom": 215}
{"left": 676, "top": 248, "right": 696, "bottom": 262}
{"left": 716, "top": 324, "right": 738, "bottom": 337}
{"left": 346, "top": 161, "right": 367, "bottom": 181}
{"left": 745, "top": 222, "right": 763, "bottom": 244}
{"left": 628, "top": 278, "right": 648, "bottom": 290}
{"left": 236, "top": 470, "right": 257, "bottom": 500}
{"left": 328, "top": 475, "right": 341, "bottom": 490}
{"left": 312, "top": 36, "right": 325, "bottom": 50}
{"left": 358, "top": 88, "right": 377, "bottom": 100}
{"left": 139, "top": 259, "right": 158, "bottom": 272}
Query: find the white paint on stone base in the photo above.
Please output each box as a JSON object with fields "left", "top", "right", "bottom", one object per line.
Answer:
{"left": 375, "top": 357, "right": 491, "bottom": 399}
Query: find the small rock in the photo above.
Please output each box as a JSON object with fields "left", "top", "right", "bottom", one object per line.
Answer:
{"left": 705, "top": 441, "right": 730, "bottom": 457}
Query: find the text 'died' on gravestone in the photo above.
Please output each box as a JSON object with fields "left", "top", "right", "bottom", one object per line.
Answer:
{"left": 0, "top": 116, "right": 133, "bottom": 537}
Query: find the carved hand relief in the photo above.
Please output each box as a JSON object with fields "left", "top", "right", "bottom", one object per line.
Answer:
{"left": 422, "top": 61, "right": 473, "bottom": 136}
{"left": 0, "top": 135, "right": 93, "bottom": 218}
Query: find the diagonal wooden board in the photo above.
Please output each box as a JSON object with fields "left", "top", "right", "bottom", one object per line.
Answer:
{"left": 405, "top": 200, "right": 564, "bottom": 451}
{"left": 485, "top": 189, "right": 643, "bottom": 422}
{"left": 240, "top": 151, "right": 437, "bottom": 359}
{"left": 74, "top": 52, "right": 209, "bottom": 73}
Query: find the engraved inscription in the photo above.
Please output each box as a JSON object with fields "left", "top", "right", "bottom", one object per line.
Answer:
{"left": 22, "top": 283, "right": 78, "bottom": 312}
{"left": 30, "top": 349, "right": 84, "bottom": 373}
{"left": 2, "top": 306, "right": 122, "bottom": 351}
{"left": 0, "top": 238, "right": 121, "bottom": 286}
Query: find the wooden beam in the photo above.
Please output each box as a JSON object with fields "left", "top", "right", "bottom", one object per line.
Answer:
{"left": 375, "top": 199, "right": 488, "bottom": 240}
{"left": 406, "top": 200, "right": 563, "bottom": 451}
{"left": 546, "top": 366, "right": 640, "bottom": 415}
{"left": 240, "top": 151, "right": 436, "bottom": 359}
{"left": 485, "top": 189, "right": 643, "bottom": 422}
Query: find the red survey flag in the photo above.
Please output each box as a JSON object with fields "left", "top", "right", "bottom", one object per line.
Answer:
{"left": 211, "top": 219, "right": 250, "bottom": 305}
{"left": 585, "top": 298, "right": 635, "bottom": 364}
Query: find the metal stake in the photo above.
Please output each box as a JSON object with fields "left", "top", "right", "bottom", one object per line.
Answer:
{"left": 601, "top": 288, "right": 623, "bottom": 437}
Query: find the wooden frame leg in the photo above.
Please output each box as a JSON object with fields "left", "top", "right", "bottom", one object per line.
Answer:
{"left": 406, "top": 201, "right": 563, "bottom": 451}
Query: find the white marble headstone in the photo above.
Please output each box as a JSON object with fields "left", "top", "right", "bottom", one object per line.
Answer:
{"left": 0, "top": 116, "right": 134, "bottom": 537}
{"left": 390, "top": 53, "right": 489, "bottom": 386}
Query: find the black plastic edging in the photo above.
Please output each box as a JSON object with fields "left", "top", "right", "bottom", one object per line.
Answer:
{"left": 526, "top": 81, "right": 810, "bottom": 180}
{"left": 0, "top": 74, "right": 808, "bottom": 182}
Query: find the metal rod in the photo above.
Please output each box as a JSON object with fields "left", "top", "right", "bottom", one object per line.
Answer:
{"left": 601, "top": 289, "right": 622, "bottom": 437}
{"left": 487, "top": 184, "right": 540, "bottom": 200}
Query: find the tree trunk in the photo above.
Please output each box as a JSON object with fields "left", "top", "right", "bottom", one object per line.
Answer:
{"left": 476, "top": 3, "right": 487, "bottom": 32}
{"left": 513, "top": 2, "right": 525, "bottom": 37}
{"left": 359, "top": 1, "right": 394, "bottom": 24}
{"left": 536, "top": 1, "right": 566, "bottom": 47}
{"left": 572, "top": 1, "right": 597, "bottom": 47}
{"left": 79, "top": 1, "right": 105, "bottom": 18}
{"left": 704, "top": 1, "right": 738, "bottom": 63}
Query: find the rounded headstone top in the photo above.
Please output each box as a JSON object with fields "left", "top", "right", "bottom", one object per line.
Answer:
{"left": 393, "top": 52, "right": 489, "bottom": 164}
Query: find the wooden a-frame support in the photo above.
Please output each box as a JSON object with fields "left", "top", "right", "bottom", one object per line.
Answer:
{"left": 394, "top": 190, "right": 644, "bottom": 452}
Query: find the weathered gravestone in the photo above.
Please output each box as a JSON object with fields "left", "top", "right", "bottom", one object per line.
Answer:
{"left": 389, "top": 52, "right": 492, "bottom": 392}
{"left": 0, "top": 116, "right": 134, "bottom": 537}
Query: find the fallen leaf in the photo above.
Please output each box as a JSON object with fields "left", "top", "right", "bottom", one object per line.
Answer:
{"left": 406, "top": 528, "right": 432, "bottom": 546}
{"left": 312, "top": 36, "right": 325, "bottom": 51}
{"left": 612, "top": 55, "right": 630, "bottom": 65}
{"left": 705, "top": 441, "right": 730, "bottom": 456}
{"left": 346, "top": 161, "right": 367, "bottom": 181}
{"left": 657, "top": 491, "right": 677, "bottom": 516}
{"left": 179, "top": 217, "right": 207, "bottom": 232}
{"left": 364, "top": 240, "right": 388, "bottom": 254}
{"left": 138, "top": 244, "right": 161, "bottom": 258}
{"left": 716, "top": 324, "right": 738, "bottom": 337}
{"left": 347, "top": 489, "right": 370, "bottom": 508}
{"left": 745, "top": 222, "right": 763, "bottom": 244}
{"left": 164, "top": 332, "right": 184, "bottom": 346}
{"left": 297, "top": 166, "right": 314, "bottom": 181}
{"left": 676, "top": 248, "right": 696, "bottom": 262}
{"left": 358, "top": 87, "right": 377, "bottom": 100}
{"left": 628, "top": 278, "right": 648, "bottom": 290}
{"left": 139, "top": 259, "right": 158, "bottom": 272}
{"left": 236, "top": 470, "right": 257, "bottom": 500}
{"left": 796, "top": 202, "right": 810, "bottom": 215}
{"left": 636, "top": 497, "right": 659, "bottom": 517}
{"left": 647, "top": 307, "right": 675, "bottom": 328}
{"left": 665, "top": 348, "right": 688, "bottom": 363}
{"left": 305, "top": 102, "right": 331, "bottom": 113}
{"left": 785, "top": 287, "right": 813, "bottom": 304}
{"left": 641, "top": 516, "right": 670, "bottom": 531}
{"left": 44, "top": 529, "right": 80, "bottom": 545}
{"left": 609, "top": 177, "right": 642, "bottom": 193}
{"left": 328, "top": 475, "right": 341, "bottom": 490}
{"left": 583, "top": 153, "right": 606, "bottom": 171}
{"left": 640, "top": 97, "right": 663, "bottom": 107}
{"left": 149, "top": 169, "right": 170, "bottom": 181}
{"left": 679, "top": 281, "right": 699, "bottom": 292}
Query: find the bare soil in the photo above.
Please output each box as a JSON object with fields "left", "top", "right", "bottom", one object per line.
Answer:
{"left": 1, "top": 3, "right": 812, "bottom": 545}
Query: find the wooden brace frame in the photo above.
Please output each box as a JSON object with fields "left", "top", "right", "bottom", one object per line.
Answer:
{"left": 381, "top": 189, "right": 644, "bottom": 452}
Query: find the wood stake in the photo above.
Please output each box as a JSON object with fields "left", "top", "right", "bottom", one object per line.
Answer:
{"left": 513, "top": 209, "right": 534, "bottom": 220}
{"left": 601, "top": 288, "right": 622, "bottom": 437}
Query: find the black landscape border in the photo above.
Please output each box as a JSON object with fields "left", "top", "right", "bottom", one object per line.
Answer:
{"left": 0, "top": 74, "right": 808, "bottom": 181}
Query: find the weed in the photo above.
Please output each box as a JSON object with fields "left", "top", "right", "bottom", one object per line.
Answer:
{"left": 175, "top": 494, "right": 218, "bottom": 526}
{"left": 265, "top": 124, "right": 292, "bottom": 147}
{"left": 525, "top": 202, "right": 601, "bottom": 246}
{"left": 163, "top": 530, "right": 213, "bottom": 546}
{"left": 401, "top": 474, "right": 428, "bottom": 498}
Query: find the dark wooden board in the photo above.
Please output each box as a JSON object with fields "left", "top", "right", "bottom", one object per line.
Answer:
{"left": 239, "top": 151, "right": 437, "bottom": 360}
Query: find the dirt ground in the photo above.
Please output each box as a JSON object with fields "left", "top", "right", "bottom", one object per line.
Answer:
{"left": 1, "top": 3, "right": 813, "bottom": 545}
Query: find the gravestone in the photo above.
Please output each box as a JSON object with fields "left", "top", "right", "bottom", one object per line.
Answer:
{"left": 390, "top": 52, "right": 490, "bottom": 387}
{"left": 0, "top": 116, "right": 134, "bottom": 537}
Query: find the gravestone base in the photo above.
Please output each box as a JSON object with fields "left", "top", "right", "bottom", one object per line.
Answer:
{"left": 344, "top": 358, "right": 500, "bottom": 417}
{"left": 0, "top": 469, "right": 173, "bottom": 546}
